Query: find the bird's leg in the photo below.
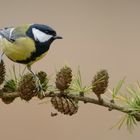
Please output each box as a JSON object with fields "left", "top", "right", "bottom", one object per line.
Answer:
{"left": 0, "top": 52, "right": 4, "bottom": 63}
{"left": 27, "top": 65, "right": 43, "bottom": 93}
{"left": 27, "top": 65, "right": 36, "bottom": 76}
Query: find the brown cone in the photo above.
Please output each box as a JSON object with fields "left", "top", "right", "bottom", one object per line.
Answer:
{"left": 18, "top": 73, "right": 38, "bottom": 101}
{"left": 2, "top": 96, "right": 15, "bottom": 104}
{"left": 0, "top": 60, "right": 6, "bottom": 85}
{"left": 37, "top": 71, "right": 47, "bottom": 84}
{"left": 92, "top": 70, "right": 109, "bottom": 99}
{"left": 56, "top": 66, "right": 72, "bottom": 91}
{"left": 51, "top": 96, "right": 78, "bottom": 115}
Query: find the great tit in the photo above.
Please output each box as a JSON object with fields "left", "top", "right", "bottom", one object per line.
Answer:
{"left": 0, "top": 23, "right": 62, "bottom": 91}
{"left": 0, "top": 23, "right": 62, "bottom": 73}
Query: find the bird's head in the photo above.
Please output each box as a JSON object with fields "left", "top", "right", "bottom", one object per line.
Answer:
{"left": 26, "top": 24, "right": 62, "bottom": 45}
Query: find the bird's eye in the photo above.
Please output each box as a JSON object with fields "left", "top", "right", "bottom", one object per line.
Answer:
{"left": 47, "top": 30, "right": 56, "bottom": 36}
{"left": 32, "top": 28, "right": 53, "bottom": 42}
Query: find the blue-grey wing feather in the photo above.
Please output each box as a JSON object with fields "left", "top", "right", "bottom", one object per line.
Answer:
{"left": 0, "top": 27, "right": 26, "bottom": 42}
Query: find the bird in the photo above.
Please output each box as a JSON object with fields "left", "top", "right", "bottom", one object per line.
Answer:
{"left": 0, "top": 23, "right": 62, "bottom": 90}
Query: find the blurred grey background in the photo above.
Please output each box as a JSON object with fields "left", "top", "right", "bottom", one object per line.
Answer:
{"left": 0, "top": 0, "right": 140, "bottom": 139}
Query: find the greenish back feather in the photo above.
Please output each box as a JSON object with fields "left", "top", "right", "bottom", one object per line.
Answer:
{"left": 11, "top": 24, "right": 31, "bottom": 40}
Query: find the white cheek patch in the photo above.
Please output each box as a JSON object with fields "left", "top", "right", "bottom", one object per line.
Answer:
{"left": 32, "top": 28, "right": 52, "bottom": 42}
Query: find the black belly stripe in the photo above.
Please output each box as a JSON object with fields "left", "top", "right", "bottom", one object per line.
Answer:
{"left": 16, "top": 42, "right": 50, "bottom": 64}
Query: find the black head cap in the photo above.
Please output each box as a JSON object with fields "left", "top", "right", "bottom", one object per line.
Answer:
{"left": 32, "top": 24, "right": 57, "bottom": 36}
{"left": 26, "top": 23, "right": 62, "bottom": 40}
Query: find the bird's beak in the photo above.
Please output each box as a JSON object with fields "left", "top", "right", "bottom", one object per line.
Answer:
{"left": 54, "top": 35, "right": 63, "bottom": 39}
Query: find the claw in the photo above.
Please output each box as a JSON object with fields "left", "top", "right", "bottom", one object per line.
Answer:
{"left": 35, "top": 76, "right": 42, "bottom": 92}
{"left": 34, "top": 74, "right": 46, "bottom": 98}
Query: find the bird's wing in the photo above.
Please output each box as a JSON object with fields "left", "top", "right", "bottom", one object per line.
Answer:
{"left": 0, "top": 26, "right": 28, "bottom": 42}
{"left": 0, "top": 28, "right": 14, "bottom": 42}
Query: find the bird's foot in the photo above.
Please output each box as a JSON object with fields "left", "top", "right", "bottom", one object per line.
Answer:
{"left": 34, "top": 75, "right": 42, "bottom": 92}
{"left": 34, "top": 75, "right": 46, "bottom": 98}
{"left": 27, "top": 66, "right": 46, "bottom": 98}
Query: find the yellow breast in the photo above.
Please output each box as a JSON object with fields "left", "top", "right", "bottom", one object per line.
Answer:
{"left": 1, "top": 37, "right": 36, "bottom": 62}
